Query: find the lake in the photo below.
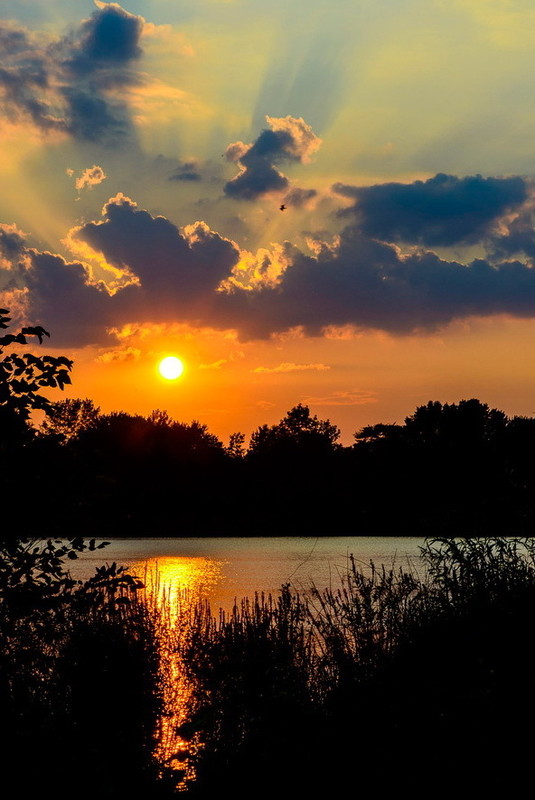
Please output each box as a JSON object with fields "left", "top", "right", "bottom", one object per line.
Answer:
{"left": 71, "top": 536, "right": 426, "bottom": 612}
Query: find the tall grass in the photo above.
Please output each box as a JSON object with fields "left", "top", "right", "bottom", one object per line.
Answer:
{"left": 4, "top": 537, "right": 535, "bottom": 797}
{"left": 176, "top": 537, "right": 535, "bottom": 796}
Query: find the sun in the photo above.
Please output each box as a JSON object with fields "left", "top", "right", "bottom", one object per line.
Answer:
{"left": 158, "top": 356, "right": 185, "bottom": 380}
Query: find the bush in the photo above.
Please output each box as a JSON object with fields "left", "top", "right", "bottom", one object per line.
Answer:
{"left": 0, "top": 538, "right": 176, "bottom": 798}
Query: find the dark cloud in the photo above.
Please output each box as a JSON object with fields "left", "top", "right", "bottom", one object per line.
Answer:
{"left": 0, "top": 3, "right": 146, "bottom": 143}
{"left": 224, "top": 116, "right": 321, "bottom": 201}
{"left": 335, "top": 173, "right": 528, "bottom": 246}
{"left": 25, "top": 250, "right": 121, "bottom": 346}
{"left": 0, "top": 196, "right": 238, "bottom": 344}
{"left": 488, "top": 202, "right": 535, "bottom": 261}
{"left": 8, "top": 179, "right": 535, "bottom": 347}
{"left": 0, "top": 24, "right": 67, "bottom": 134}
{"left": 169, "top": 162, "right": 202, "bottom": 182}
{"left": 0, "top": 25, "right": 29, "bottom": 56}
{"left": 0, "top": 224, "right": 27, "bottom": 262}
{"left": 0, "top": 224, "right": 26, "bottom": 291}
{"left": 283, "top": 187, "right": 317, "bottom": 208}
{"left": 63, "top": 87, "right": 131, "bottom": 141}
{"left": 73, "top": 194, "right": 239, "bottom": 305}
{"left": 225, "top": 154, "right": 289, "bottom": 200}
{"left": 214, "top": 222, "right": 535, "bottom": 338}
{"left": 65, "top": 1, "right": 143, "bottom": 73}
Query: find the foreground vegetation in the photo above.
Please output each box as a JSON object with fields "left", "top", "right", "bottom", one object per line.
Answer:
{"left": 0, "top": 538, "right": 178, "bottom": 798}
{"left": 177, "top": 536, "right": 535, "bottom": 796}
{"left": 2, "top": 537, "right": 535, "bottom": 797}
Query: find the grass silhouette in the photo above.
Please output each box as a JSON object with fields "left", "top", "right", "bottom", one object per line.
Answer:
{"left": 2, "top": 537, "right": 534, "bottom": 798}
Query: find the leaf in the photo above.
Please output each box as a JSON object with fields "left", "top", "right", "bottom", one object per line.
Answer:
{"left": 21, "top": 325, "right": 50, "bottom": 344}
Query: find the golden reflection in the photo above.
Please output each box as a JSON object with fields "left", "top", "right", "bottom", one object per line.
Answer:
{"left": 131, "top": 555, "right": 225, "bottom": 618}
{"left": 128, "top": 555, "right": 226, "bottom": 790}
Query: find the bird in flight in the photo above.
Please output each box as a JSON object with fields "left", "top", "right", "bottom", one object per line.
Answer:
{"left": 280, "top": 204, "right": 286, "bottom": 211}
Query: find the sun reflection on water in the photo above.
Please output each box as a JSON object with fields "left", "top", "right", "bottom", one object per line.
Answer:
{"left": 131, "top": 555, "right": 226, "bottom": 617}
{"left": 127, "top": 556, "right": 226, "bottom": 790}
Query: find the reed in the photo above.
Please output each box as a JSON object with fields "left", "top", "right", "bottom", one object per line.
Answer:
{"left": 176, "top": 537, "right": 535, "bottom": 796}
{"left": 4, "top": 537, "right": 535, "bottom": 797}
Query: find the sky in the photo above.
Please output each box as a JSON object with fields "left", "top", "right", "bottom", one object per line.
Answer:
{"left": 3, "top": 0, "right": 535, "bottom": 443}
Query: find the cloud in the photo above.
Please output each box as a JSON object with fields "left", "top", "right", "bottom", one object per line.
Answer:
{"left": 222, "top": 243, "right": 291, "bottom": 292}
{"left": 0, "top": 3, "right": 147, "bottom": 143}
{"left": 335, "top": 173, "right": 528, "bottom": 246}
{"left": 215, "top": 216, "right": 535, "bottom": 338}
{"left": 73, "top": 164, "right": 107, "bottom": 191}
{"left": 0, "top": 224, "right": 28, "bottom": 287}
{"left": 488, "top": 194, "right": 535, "bottom": 261}
{"left": 252, "top": 362, "right": 330, "bottom": 374}
{"left": 65, "top": 1, "right": 144, "bottom": 74}
{"left": 283, "top": 187, "right": 317, "bottom": 208}
{"left": 199, "top": 359, "right": 227, "bottom": 370}
{"left": 29, "top": 193, "right": 241, "bottom": 340}
{"left": 71, "top": 194, "right": 240, "bottom": 307}
{"left": 224, "top": 115, "right": 321, "bottom": 200}
{"left": 0, "top": 223, "right": 27, "bottom": 264}
{"left": 0, "top": 23, "right": 67, "bottom": 135}
{"left": 303, "top": 390, "right": 378, "bottom": 406}
{"left": 168, "top": 161, "right": 202, "bottom": 182}
{"left": 9, "top": 175, "right": 535, "bottom": 348}
{"left": 97, "top": 345, "right": 141, "bottom": 362}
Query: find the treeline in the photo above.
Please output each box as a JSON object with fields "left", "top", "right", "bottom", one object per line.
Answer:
{"left": 3, "top": 395, "right": 535, "bottom": 535}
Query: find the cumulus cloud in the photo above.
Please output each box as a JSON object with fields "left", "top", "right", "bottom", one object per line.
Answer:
{"left": 73, "top": 164, "right": 107, "bottom": 191}
{"left": 335, "top": 173, "right": 528, "bottom": 246}
{"left": 8, "top": 175, "right": 535, "bottom": 348}
{"left": 0, "top": 223, "right": 29, "bottom": 291}
{"left": 65, "top": 1, "right": 143, "bottom": 73}
{"left": 215, "top": 216, "right": 535, "bottom": 338}
{"left": 222, "top": 243, "right": 292, "bottom": 292}
{"left": 1, "top": 195, "right": 239, "bottom": 345}
{"left": 252, "top": 362, "right": 330, "bottom": 374}
{"left": 0, "top": 3, "right": 147, "bottom": 143}
{"left": 0, "top": 223, "right": 27, "bottom": 265}
{"left": 97, "top": 345, "right": 141, "bottom": 362}
{"left": 224, "top": 115, "right": 321, "bottom": 200}
{"left": 71, "top": 194, "right": 239, "bottom": 307}
{"left": 488, "top": 193, "right": 535, "bottom": 261}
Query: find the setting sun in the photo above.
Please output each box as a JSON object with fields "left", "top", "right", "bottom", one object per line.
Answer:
{"left": 158, "top": 356, "right": 184, "bottom": 380}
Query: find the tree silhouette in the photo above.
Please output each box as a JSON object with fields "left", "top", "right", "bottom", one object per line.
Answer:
{"left": 0, "top": 308, "right": 73, "bottom": 448}
{"left": 41, "top": 397, "right": 100, "bottom": 443}
{"left": 249, "top": 403, "right": 340, "bottom": 457}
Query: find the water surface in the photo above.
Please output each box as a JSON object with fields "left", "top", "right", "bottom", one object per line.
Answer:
{"left": 72, "top": 536, "right": 426, "bottom": 612}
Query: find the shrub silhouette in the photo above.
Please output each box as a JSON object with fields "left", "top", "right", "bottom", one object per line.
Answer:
{"left": 0, "top": 538, "right": 175, "bottom": 798}
{"left": 0, "top": 307, "right": 72, "bottom": 449}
